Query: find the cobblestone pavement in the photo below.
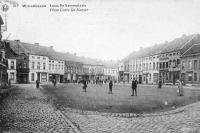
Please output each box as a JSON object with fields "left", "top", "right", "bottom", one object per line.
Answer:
{"left": 0, "top": 84, "right": 79, "bottom": 133}
{"left": 1, "top": 84, "right": 200, "bottom": 133}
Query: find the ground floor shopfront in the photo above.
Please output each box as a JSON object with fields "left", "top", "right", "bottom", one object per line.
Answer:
{"left": 142, "top": 72, "right": 159, "bottom": 84}
{"left": 181, "top": 71, "right": 200, "bottom": 86}
{"left": 159, "top": 70, "right": 180, "bottom": 85}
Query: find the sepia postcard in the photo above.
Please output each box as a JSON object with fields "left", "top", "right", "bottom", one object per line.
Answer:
{"left": 0, "top": 0, "right": 200, "bottom": 132}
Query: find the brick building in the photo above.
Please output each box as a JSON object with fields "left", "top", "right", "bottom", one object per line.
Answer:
{"left": 181, "top": 44, "right": 200, "bottom": 86}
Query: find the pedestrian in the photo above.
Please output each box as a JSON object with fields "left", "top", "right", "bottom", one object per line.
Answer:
{"left": 109, "top": 80, "right": 113, "bottom": 94}
{"left": 36, "top": 79, "right": 40, "bottom": 88}
{"left": 177, "top": 79, "right": 183, "bottom": 96}
{"left": 158, "top": 79, "right": 162, "bottom": 88}
{"left": 83, "top": 79, "right": 87, "bottom": 92}
{"left": 53, "top": 78, "right": 56, "bottom": 87}
{"left": 131, "top": 78, "right": 138, "bottom": 96}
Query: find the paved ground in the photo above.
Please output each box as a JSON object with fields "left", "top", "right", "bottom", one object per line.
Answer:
{"left": 1, "top": 84, "right": 200, "bottom": 133}
{"left": 0, "top": 84, "right": 79, "bottom": 133}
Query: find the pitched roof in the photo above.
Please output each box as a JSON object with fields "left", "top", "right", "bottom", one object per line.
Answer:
{"left": 160, "top": 34, "right": 198, "bottom": 54}
{"left": 182, "top": 44, "right": 200, "bottom": 57}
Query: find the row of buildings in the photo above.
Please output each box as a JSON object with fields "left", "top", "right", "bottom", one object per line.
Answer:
{"left": 119, "top": 34, "right": 200, "bottom": 86}
{"left": 0, "top": 40, "right": 119, "bottom": 85}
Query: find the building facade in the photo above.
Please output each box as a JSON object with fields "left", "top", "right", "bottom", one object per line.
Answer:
{"left": 29, "top": 54, "right": 49, "bottom": 83}
{"left": 64, "top": 61, "right": 83, "bottom": 83}
{"left": 7, "top": 59, "right": 17, "bottom": 83}
{"left": 181, "top": 44, "right": 200, "bottom": 86}
{"left": 49, "top": 59, "right": 64, "bottom": 83}
{"left": 0, "top": 42, "right": 8, "bottom": 87}
{"left": 142, "top": 55, "right": 160, "bottom": 84}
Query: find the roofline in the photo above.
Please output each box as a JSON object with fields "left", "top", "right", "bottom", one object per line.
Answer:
{"left": 181, "top": 43, "right": 200, "bottom": 57}
{"left": 180, "top": 34, "right": 196, "bottom": 49}
{"left": 181, "top": 53, "right": 200, "bottom": 57}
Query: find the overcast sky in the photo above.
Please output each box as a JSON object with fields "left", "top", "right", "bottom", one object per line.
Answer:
{"left": 1, "top": 0, "right": 200, "bottom": 61}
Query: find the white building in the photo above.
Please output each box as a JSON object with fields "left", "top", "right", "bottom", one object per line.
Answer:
{"left": 7, "top": 59, "right": 17, "bottom": 83}
{"left": 29, "top": 54, "right": 49, "bottom": 83}
{"left": 48, "top": 59, "right": 65, "bottom": 83}
{"left": 104, "top": 67, "right": 118, "bottom": 81}
{"left": 142, "top": 55, "right": 160, "bottom": 84}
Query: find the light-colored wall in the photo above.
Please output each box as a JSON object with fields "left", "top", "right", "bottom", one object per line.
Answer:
{"left": 49, "top": 60, "right": 64, "bottom": 75}
{"left": 29, "top": 54, "right": 49, "bottom": 83}
{"left": 7, "top": 59, "right": 17, "bottom": 83}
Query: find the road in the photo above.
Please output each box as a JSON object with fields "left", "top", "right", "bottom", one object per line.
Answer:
{"left": 0, "top": 84, "right": 200, "bottom": 133}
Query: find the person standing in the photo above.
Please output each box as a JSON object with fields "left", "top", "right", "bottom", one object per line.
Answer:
{"left": 53, "top": 78, "right": 56, "bottom": 87}
{"left": 177, "top": 79, "right": 183, "bottom": 96}
{"left": 83, "top": 79, "right": 87, "bottom": 92}
{"left": 131, "top": 78, "right": 138, "bottom": 96}
{"left": 109, "top": 80, "right": 113, "bottom": 94}
{"left": 36, "top": 79, "right": 40, "bottom": 89}
{"left": 158, "top": 79, "right": 162, "bottom": 88}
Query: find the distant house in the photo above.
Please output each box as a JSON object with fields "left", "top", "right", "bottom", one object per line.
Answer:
{"left": 159, "top": 34, "right": 200, "bottom": 85}
{"left": 0, "top": 41, "right": 8, "bottom": 87}
{"left": 181, "top": 44, "right": 200, "bottom": 86}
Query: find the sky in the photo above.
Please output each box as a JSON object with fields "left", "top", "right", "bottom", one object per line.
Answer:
{"left": 1, "top": 0, "right": 200, "bottom": 61}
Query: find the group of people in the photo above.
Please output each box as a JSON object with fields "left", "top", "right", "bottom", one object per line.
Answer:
{"left": 35, "top": 77, "right": 184, "bottom": 97}
{"left": 79, "top": 78, "right": 138, "bottom": 96}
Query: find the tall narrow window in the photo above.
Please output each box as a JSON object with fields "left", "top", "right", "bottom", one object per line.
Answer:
{"left": 43, "top": 63, "right": 46, "bottom": 70}
{"left": 31, "top": 73, "right": 34, "bottom": 81}
{"left": 194, "top": 60, "right": 197, "bottom": 69}
{"left": 10, "top": 61, "right": 14, "bottom": 69}
{"left": 31, "top": 62, "right": 35, "bottom": 69}
{"left": 188, "top": 61, "right": 192, "bottom": 69}
{"left": 194, "top": 73, "right": 197, "bottom": 81}
{"left": 10, "top": 72, "right": 14, "bottom": 80}
{"left": 37, "top": 62, "right": 40, "bottom": 70}
{"left": 49, "top": 64, "right": 51, "bottom": 70}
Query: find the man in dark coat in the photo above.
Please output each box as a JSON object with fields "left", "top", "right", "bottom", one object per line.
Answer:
{"left": 131, "top": 78, "right": 138, "bottom": 96}
{"left": 109, "top": 80, "right": 113, "bottom": 94}
{"left": 83, "top": 79, "right": 87, "bottom": 92}
{"left": 36, "top": 80, "right": 40, "bottom": 88}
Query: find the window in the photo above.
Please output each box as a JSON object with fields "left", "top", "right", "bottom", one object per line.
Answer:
{"left": 37, "top": 57, "right": 40, "bottom": 59}
{"left": 166, "top": 62, "right": 168, "bottom": 68}
{"left": 182, "top": 61, "right": 185, "bottom": 70}
{"left": 43, "top": 63, "right": 46, "bottom": 70}
{"left": 24, "top": 63, "right": 27, "bottom": 68}
{"left": 188, "top": 72, "right": 192, "bottom": 81}
{"left": 49, "top": 64, "right": 51, "bottom": 70}
{"left": 10, "top": 61, "right": 14, "bottom": 69}
{"left": 199, "top": 60, "right": 200, "bottom": 69}
{"left": 149, "top": 63, "right": 151, "bottom": 70}
{"left": 37, "top": 62, "right": 40, "bottom": 70}
{"left": 153, "top": 63, "right": 155, "bottom": 70}
{"left": 43, "top": 57, "right": 46, "bottom": 60}
{"left": 32, "top": 56, "right": 35, "bottom": 59}
{"left": 10, "top": 72, "right": 14, "bottom": 80}
{"left": 31, "top": 62, "right": 35, "bottom": 69}
{"left": 188, "top": 61, "right": 192, "bottom": 69}
{"left": 160, "top": 63, "right": 162, "bottom": 69}
{"left": 194, "top": 60, "right": 197, "bottom": 69}
{"left": 31, "top": 73, "right": 34, "bottom": 81}
{"left": 55, "top": 64, "right": 57, "bottom": 70}
{"left": 52, "top": 64, "right": 54, "bottom": 70}
{"left": 194, "top": 73, "right": 197, "bottom": 81}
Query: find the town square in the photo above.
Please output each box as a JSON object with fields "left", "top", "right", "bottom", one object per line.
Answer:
{"left": 1, "top": 0, "right": 200, "bottom": 133}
